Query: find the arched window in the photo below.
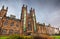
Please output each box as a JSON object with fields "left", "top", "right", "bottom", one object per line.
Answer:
{"left": 3, "top": 21, "right": 8, "bottom": 26}
{"left": 2, "top": 29, "right": 7, "bottom": 34}
{"left": 28, "top": 22, "right": 32, "bottom": 30}
{"left": 14, "top": 30, "right": 20, "bottom": 34}
{"left": 9, "top": 29, "right": 13, "bottom": 34}
{"left": 10, "top": 22, "right": 14, "bottom": 26}
{"left": 16, "top": 24, "right": 19, "bottom": 27}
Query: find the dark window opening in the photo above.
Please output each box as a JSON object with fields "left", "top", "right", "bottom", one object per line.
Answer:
{"left": 10, "top": 22, "right": 14, "bottom": 26}
{"left": 28, "top": 22, "right": 32, "bottom": 30}
{"left": 6, "top": 18, "right": 9, "bottom": 20}
{"left": 14, "top": 31, "right": 19, "bottom": 34}
{"left": 2, "top": 29, "right": 7, "bottom": 34}
{"left": 0, "top": 27, "right": 1, "bottom": 34}
{"left": 27, "top": 32, "right": 31, "bottom": 36}
{"left": 9, "top": 29, "right": 13, "bottom": 34}
{"left": 3, "top": 21, "right": 8, "bottom": 26}
{"left": 16, "top": 24, "right": 19, "bottom": 27}
{"left": 0, "top": 27, "right": 1, "bottom": 31}
{"left": 28, "top": 22, "right": 30, "bottom": 24}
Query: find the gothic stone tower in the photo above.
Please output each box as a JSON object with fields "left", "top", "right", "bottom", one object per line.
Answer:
{"left": 0, "top": 5, "right": 8, "bottom": 35}
{"left": 21, "top": 5, "right": 28, "bottom": 35}
{"left": 21, "top": 5, "right": 37, "bottom": 35}
{"left": 0, "top": 5, "right": 37, "bottom": 36}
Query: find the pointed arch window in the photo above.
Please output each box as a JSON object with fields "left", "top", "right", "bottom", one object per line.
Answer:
{"left": 16, "top": 24, "right": 19, "bottom": 27}
{"left": 10, "top": 22, "right": 14, "bottom": 26}
{"left": 28, "top": 22, "right": 32, "bottom": 30}
{"left": 3, "top": 21, "right": 8, "bottom": 26}
{"left": 2, "top": 29, "right": 7, "bottom": 34}
{"left": 9, "top": 29, "right": 13, "bottom": 34}
{"left": 14, "top": 30, "right": 20, "bottom": 34}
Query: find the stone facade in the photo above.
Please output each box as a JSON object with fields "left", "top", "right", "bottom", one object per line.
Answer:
{"left": 0, "top": 5, "right": 60, "bottom": 36}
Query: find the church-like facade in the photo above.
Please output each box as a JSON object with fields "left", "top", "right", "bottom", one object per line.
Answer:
{"left": 0, "top": 5, "right": 59, "bottom": 36}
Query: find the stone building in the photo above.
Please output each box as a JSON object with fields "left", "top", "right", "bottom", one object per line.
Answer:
{"left": 46, "top": 24, "right": 59, "bottom": 35}
{"left": 37, "top": 23, "right": 47, "bottom": 35}
{"left": 0, "top": 5, "right": 60, "bottom": 36}
{"left": 0, "top": 5, "right": 37, "bottom": 36}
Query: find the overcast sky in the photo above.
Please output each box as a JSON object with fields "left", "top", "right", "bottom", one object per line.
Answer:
{"left": 0, "top": 0, "right": 60, "bottom": 28}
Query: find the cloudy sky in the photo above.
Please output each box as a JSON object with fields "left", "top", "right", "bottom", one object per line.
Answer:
{"left": 0, "top": 0, "right": 60, "bottom": 28}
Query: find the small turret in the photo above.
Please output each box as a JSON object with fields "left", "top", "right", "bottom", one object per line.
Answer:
{"left": 22, "top": 4, "right": 24, "bottom": 7}
{"left": 22, "top": 4, "right": 27, "bottom": 9}
{"left": 33, "top": 9, "right": 35, "bottom": 12}
{"left": 2, "top": 5, "right": 4, "bottom": 10}
{"left": 26, "top": 5, "right": 27, "bottom": 9}
{"left": 33, "top": 9, "right": 35, "bottom": 15}
{"left": 1, "top": 5, "right": 8, "bottom": 11}
{"left": 48, "top": 24, "right": 51, "bottom": 27}
{"left": 30, "top": 7, "right": 33, "bottom": 12}
{"left": 29, "top": 7, "right": 36, "bottom": 18}
{"left": 43, "top": 23, "right": 45, "bottom": 26}
{"left": 6, "top": 7, "right": 8, "bottom": 11}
